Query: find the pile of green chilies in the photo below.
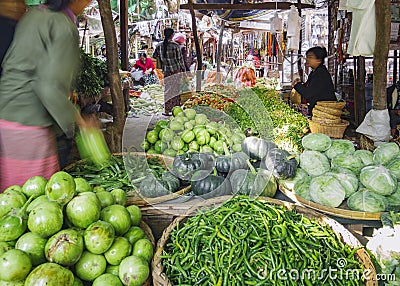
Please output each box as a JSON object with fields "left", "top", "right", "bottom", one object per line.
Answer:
{"left": 68, "top": 155, "right": 166, "bottom": 191}
{"left": 161, "top": 196, "right": 364, "bottom": 286}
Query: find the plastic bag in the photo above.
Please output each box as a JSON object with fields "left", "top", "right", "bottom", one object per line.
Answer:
{"left": 356, "top": 109, "right": 391, "bottom": 145}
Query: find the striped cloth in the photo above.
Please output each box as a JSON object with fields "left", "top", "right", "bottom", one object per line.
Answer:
{"left": 0, "top": 119, "right": 59, "bottom": 191}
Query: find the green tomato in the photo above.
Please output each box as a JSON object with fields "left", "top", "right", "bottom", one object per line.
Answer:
{"left": 183, "top": 108, "right": 196, "bottom": 119}
{"left": 163, "top": 149, "right": 177, "bottom": 157}
{"left": 200, "top": 145, "right": 214, "bottom": 153}
{"left": 195, "top": 114, "right": 208, "bottom": 125}
{"left": 147, "top": 149, "right": 158, "bottom": 154}
{"left": 184, "top": 121, "right": 194, "bottom": 130}
{"left": 195, "top": 129, "right": 211, "bottom": 146}
{"left": 169, "top": 120, "right": 184, "bottom": 132}
{"left": 206, "top": 122, "right": 218, "bottom": 135}
{"left": 181, "top": 130, "right": 195, "bottom": 143}
{"left": 231, "top": 133, "right": 244, "bottom": 145}
{"left": 146, "top": 130, "right": 159, "bottom": 144}
{"left": 140, "top": 140, "right": 150, "bottom": 151}
{"left": 193, "top": 125, "right": 205, "bottom": 135}
{"left": 159, "top": 128, "right": 174, "bottom": 143}
{"left": 232, "top": 143, "right": 242, "bottom": 152}
{"left": 171, "top": 137, "right": 185, "bottom": 151}
{"left": 209, "top": 136, "right": 217, "bottom": 148}
{"left": 189, "top": 141, "right": 199, "bottom": 151}
{"left": 154, "top": 140, "right": 168, "bottom": 153}
{"left": 155, "top": 119, "right": 168, "bottom": 129}
{"left": 172, "top": 106, "right": 183, "bottom": 117}
{"left": 213, "top": 140, "right": 225, "bottom": 155}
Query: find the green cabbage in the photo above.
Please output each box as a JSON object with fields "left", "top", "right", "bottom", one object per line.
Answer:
{"left": 325, "top": 139, "right": 355, "bottom": 159}
{"left": 309, "top": 174, "right": 346, "bottom": 207}
{"left": 279, "top": 168, "right": 309, "bottom": 190}
{"left": 330, "top": 154, "right": 364, "bottom": 174}
{"left": 347, "top": 189, "right": 386, "bottom": 212}
{"left": 359, "top": 165, "right": 398, "bottom": 196}
{"left": 293, "top": 176, "right": 312, "bottom": 201}
{"left": 386, "top": 157, "right": 400, "bottom": 180}
{"left": 385, "top": 185, "right": 400, "bottom": 212}
{"left": 354, "top": 149, "right": 374, "bottom": 167}
{"left": 327, "top": 169, "right": 359, "bottom": 198}
{"left": 373, "top": 142, "right": 400, "bottom": 165}
{"left": 301, "top": 133, "right": 332, "bottom": 151}
{"left": 299, "top": 150, "right": 330, "bottom": 177}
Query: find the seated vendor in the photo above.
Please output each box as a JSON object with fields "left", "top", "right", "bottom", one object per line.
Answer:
{"left": 133, "top": 52, "right": 159, "bottom": 86}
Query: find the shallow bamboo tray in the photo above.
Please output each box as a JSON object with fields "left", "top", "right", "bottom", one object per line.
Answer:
{"left": 152, "top": 196, "right": 377, "bottom": 286}
{"left": 279, "top": 184, "right": 384, "bottom": 221}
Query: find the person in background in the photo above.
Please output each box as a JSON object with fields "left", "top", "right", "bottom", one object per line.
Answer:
{"left": 0, "top": 0, "right": 92, "bottom": 191}
{"left": 0, "top": 0, "right": 26, "bottom": 77}
{"left": 153, "top": 27, "right": 186, "bottom": 116}
{"left": 133, "top": 52, "right": 159, "bottom": 86}
{"left": 173, "top": 32, "right": 190, "bottom": 72}
{"left": 292, "top": 46, "right": 336, "bottom": 116}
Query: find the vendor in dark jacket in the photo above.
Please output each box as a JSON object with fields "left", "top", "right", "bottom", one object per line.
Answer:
{"left": 292, "top": 46, "right": 337, "bottom": 116}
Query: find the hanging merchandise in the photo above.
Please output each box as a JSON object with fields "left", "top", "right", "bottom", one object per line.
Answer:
{"left": 338, "top": 0, "right": 347, "bottom": 10}
{"left": 346, "top": 0, "right": 376, "bottom": 56}
{"left": 286, "top": 5, "right": 301, "bottom": 51}
{"left": 270, "top": 12, "right": 283, "bottom": 34}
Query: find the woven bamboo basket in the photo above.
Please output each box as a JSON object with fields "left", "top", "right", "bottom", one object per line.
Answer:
{"left": 314, "top": 105, "right": 344, "bottom": 116}
{"left": 317, "top": 101, "right": 347, "bottom": 109}
{"left": 140, "top": 220, "right": 155, "bottom": 286}
{"left": 312, "top": 108, "right": 342, "bottom": 120}
{"left": 312, "top": 115, "right": 343, "bottom": 124}
{"left": 309, "top": 119, "right": 349, "bottom": 138}
{"left": 64, "top": 152, "right": 192, "bottom": 206}
{"left": 152, "top": 196, "right": 377, "bottom": 286}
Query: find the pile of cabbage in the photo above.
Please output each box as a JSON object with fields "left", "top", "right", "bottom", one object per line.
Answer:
{"left": 280, "top": 133, "right": 400, "bottom": 212}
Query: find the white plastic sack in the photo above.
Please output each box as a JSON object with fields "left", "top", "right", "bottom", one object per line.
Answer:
{"left": 356, "top": 109, "right": 391, "bottom": 144}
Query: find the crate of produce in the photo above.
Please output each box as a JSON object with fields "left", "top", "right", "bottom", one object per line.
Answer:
{"left": 152, "top": 195, "right": 377, "bottom": 286}
{"left": 64, "top": 152, "right": 191, "bottom": 206}
{"left": 309, "top": 119, "right": 349, "bottom": 138}
{"left": 279, "top": 134, "right": 400, "bottom": 221}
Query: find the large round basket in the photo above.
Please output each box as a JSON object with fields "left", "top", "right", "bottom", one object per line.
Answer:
{"left": 140, "top": 220, "right": 155, "bottom": 286}
{"left": 309, "top": 119, "right": 349, "bottom": 138}
{"left": 279, "top": 184, "right": 383, "bottom": 221}
{"left": 152, "top": 196, "right": 377, "bottom": 286}
{"left": 316, "top": 101, "right": 346, "bottom": 109}
{"left": 64, "top": 152, "right": 191, "bottom": 206}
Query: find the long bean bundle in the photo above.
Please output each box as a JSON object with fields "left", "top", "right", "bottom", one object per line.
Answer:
{"left": 162, "top": 196, "right": 365, "bottom": 286}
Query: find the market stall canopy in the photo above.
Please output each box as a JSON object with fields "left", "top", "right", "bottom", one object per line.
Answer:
{"left": 180, "top": 0, "right": 315, "bottom": 21}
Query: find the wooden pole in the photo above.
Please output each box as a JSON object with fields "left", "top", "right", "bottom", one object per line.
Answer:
{"left": 354, "top": 56, "right": 366, "bottom": 125}
{"left": 216, "top": 21, "right": 225, "bottom": 83}
{"left": 373, "top": 0, "right": 391, "bottom": 110}
{"left": 98, "top": 0, "right": 125, "bottom": 153}
{"left": 297, "top": 0, "right": 303, "bottom": 81}
{"left": 120, "top": 0, "right": 129, "bottom": 71}
{"left": 188, "top": 0, "right": 202, "bottom": 91}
